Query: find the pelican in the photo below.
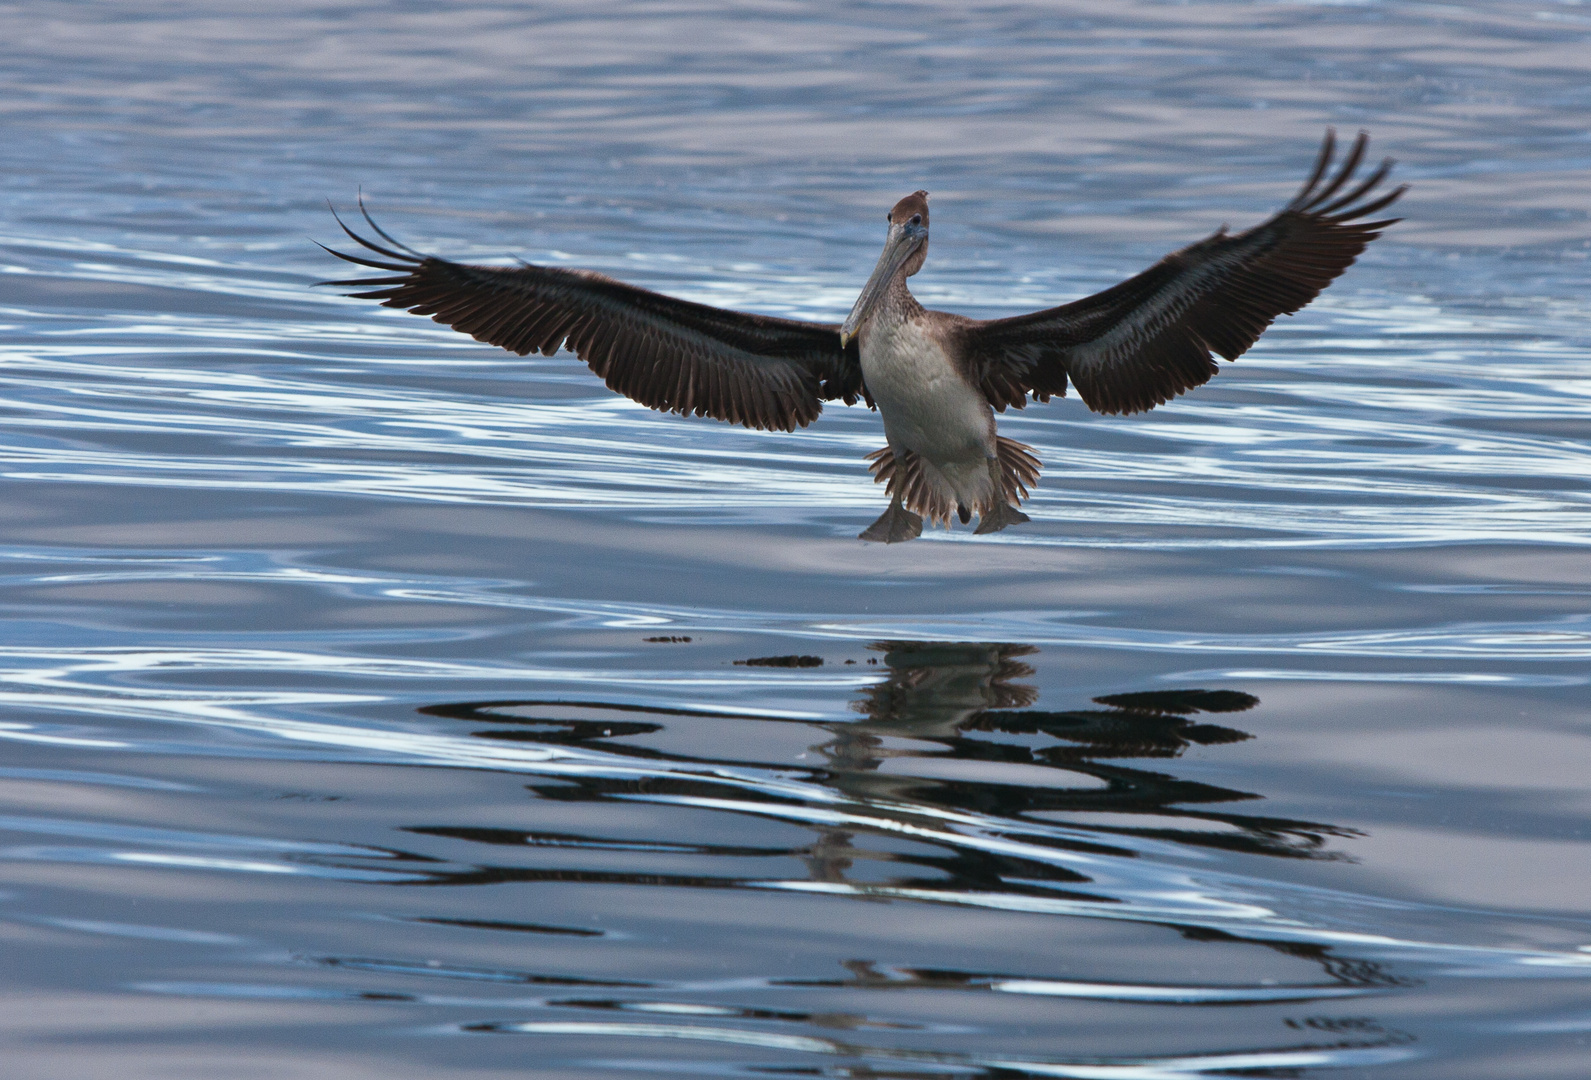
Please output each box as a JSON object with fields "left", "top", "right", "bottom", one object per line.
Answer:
{"left": 322, "top": 130, "right": 1403, "bottom": 542}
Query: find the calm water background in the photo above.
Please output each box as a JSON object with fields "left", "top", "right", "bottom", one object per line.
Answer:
{"left": 2, "top": 2, "right": 1590, "bottom": 1077}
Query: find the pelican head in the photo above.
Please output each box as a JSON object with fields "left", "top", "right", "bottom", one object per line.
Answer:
{"left": 840, "top": 190, "right": 929, "bottom": 347}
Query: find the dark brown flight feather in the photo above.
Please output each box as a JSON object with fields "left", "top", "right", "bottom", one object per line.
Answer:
{"left": 959, "top": 129, "right": 1405, "bottom": 416}
{"left": 319, "top": 201, "right": 864, "bottom": 432}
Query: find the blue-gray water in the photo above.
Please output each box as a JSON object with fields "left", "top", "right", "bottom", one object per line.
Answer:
{"left": 2, "top": 2, "right": 1590, "bottom": 1077}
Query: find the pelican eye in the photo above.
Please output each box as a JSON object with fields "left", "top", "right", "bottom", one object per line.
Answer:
{"left": 910, "top": 214, "right": 922, "bottom": 225}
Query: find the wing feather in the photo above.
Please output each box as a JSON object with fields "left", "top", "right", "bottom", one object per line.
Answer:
{"left": 960, "top": 130, "right": 1405, "bottom": 416}
{"left": 320, "top": 204, "right": 863, "bottom": 432}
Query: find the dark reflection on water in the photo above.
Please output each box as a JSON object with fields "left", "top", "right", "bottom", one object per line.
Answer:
{"left": 384, "top": 643, "right": 1416, "bottom": 1074}
{"left": 461, "top": 1018, "right": 1417, "bottom": 1080}
{"left": 417, "top": 648, "right": 1390, "bottom": 964}
{"left": 422, "top": 642, "right": 1346, "bottom": 887}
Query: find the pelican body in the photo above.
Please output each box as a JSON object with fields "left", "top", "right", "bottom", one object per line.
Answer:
{"left": 322, "top": 131, "right": 1403, "bottom": 542}
{"left": 840, "top": 190, "right": 1033, "bottom": 541}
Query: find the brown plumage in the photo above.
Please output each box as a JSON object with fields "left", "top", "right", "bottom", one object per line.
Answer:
{"left": 865, "top": 437, "right": 1043, "bottom": 528}
{"left": 321, "top": 214, "right": 864, "bottom": 433}
{"left": 959, "top": 130, "right": 1404, "bottom": 415}
{"left": 320, "top": 130, "right": 1402, "bottom": 540}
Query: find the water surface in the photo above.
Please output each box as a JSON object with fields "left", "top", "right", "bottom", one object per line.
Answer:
{"left": 1, "top": 2, "right": 1590, "bottom": 1077}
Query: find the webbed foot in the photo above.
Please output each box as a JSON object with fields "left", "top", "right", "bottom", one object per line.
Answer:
{"left": 860, "top": 501, "right": 924, "bottom": 543}
{"left": 974, "top": 455, "right": 1031, "bottom": 535}
{"left": 974, "top": 501, "right": 1030, "bottom": 535}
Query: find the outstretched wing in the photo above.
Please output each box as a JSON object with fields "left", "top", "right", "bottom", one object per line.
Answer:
{"left": 962, "top": 130, "right": 1405, "bottom": 416}
{"left": 320, "top": 206, "right": 864, "bottom": 432}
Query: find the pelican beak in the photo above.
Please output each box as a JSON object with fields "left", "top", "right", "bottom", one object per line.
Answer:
{"left": 840, "top": 221, "right": 925, "bottom": 347}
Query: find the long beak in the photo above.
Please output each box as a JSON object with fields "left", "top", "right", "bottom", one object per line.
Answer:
{"left": 840, "top": 223, "right": 924, "bottom": 347}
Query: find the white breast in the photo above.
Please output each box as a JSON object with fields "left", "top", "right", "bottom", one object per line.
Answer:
{"left": 861, "top": 318, "right": 995, "bottom": 467}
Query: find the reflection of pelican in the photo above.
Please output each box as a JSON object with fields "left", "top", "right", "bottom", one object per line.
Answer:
{"left": 814, "top": 642, "right": 1316, "bottom": 856}
{"left": 423, "top": 642, "right": 1346, "bottom": 866}
{"left": 411, "top": 642, "right": 1397, "bottom": 997}
{"left": 324, "top": 132, "right": 1402, "bottom": 540}
{"left": 853, "top": 641, "right": 1039, "bottom": 734}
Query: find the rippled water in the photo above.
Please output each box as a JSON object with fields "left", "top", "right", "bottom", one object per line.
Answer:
{"left": 3, "top": 2, "right": 1590, "bottom": 1077}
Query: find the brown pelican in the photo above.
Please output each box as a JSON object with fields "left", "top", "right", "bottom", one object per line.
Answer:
{"left": 322, "top": 130, "right": 1402, "bottom": 542}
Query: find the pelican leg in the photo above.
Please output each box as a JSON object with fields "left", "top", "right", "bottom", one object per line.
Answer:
{"left": 974, "top": 457, "right": 1030, "bottom": 535}
{"left": 860, "top": 488, "right": 923, "bottom": 543}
